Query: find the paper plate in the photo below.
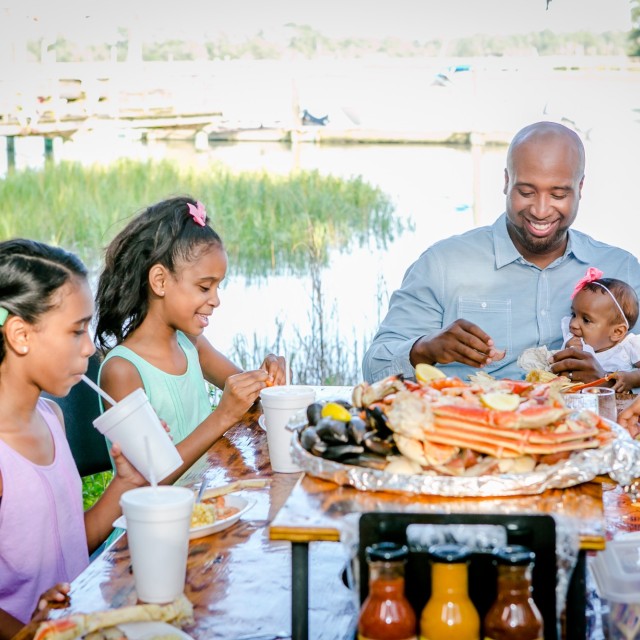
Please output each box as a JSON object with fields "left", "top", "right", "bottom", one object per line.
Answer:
{"left": 113, "top": 495, "right": 254, "bottom": 540}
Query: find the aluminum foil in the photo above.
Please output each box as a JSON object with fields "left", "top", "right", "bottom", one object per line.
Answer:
{"left": 290, "top": 420, "right": 640, "bottom": 497}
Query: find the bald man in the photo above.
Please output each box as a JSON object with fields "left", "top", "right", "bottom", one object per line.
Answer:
{"left": 363, "top": 121, "right": 640, "bottom": 383}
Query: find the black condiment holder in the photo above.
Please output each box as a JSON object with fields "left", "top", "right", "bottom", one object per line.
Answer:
{"left": 357, "top": 512, "right": 580, "bottom": 640}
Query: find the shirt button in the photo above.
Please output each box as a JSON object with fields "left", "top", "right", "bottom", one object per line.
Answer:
{"left": 481, "top": 302, "right": 487, "bottom": 308}
{"left": 541, "top": 310, "right": 547, "bottom": 316}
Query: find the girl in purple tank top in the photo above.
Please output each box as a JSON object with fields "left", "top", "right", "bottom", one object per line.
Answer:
{"left": 0, "top": 240, "right": 146, "bottom": 638}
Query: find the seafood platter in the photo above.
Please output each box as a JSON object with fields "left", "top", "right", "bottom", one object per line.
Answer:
{"left": 291, "top": 366, "right": 639, "bottom": 497}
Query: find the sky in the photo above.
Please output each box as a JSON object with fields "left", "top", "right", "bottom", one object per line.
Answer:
{"left": 1, "top": 0, "right": 634, "bottom": 44}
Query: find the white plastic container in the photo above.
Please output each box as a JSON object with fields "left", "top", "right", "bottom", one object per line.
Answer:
{"left": 93, "top": 388, "right": 183, "bottom": 483}
{"left": 591, "top": 536, "right": 640, "bottom": 639}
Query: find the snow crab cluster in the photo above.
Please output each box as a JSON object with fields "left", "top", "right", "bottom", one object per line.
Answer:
{"left": 346, "top": 371, "right": 615, "bottom": 477}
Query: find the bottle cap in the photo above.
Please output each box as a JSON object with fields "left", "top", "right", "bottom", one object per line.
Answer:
{"left": 428, "top": 543, "right": 471, "bottom": 563}
{"left": 366, "top": 542, "right": 409, "bottom": 562}
{"left": 494, "top": 545, "right": 536, "bottom": 565}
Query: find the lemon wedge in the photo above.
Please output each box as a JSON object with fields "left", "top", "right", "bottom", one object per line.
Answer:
{"left": 415, "top": 363, "right": 447, "bottom": 383}
{"left": 480, "top": 392, "right": 521, "bottom": 412}
{"left": 321, "top": 402, "right": 352, "bottom": 422}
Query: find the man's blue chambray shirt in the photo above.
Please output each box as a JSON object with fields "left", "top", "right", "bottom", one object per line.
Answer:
{"left": 362, "top": 214, "right": 640, "bottom": 382}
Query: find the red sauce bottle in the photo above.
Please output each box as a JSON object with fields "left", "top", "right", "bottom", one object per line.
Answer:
{"left": 483, "top": 545, "right": 544, "bottom": 640}
{"left": 358, "top": 542, "right": 417, "bottom": 640}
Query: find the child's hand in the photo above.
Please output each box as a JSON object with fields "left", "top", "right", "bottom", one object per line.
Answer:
{"left": 260, "top": 354, "right": 286, "bottom": 386}
{"left": 31, "top": 583, "right": 70, "bottom": 622}
{"left": 618, "top": 397, "right": 640, "bottom": 438}
{"left": 217, "top": 369, "right": 270, "bottom": 424}
{"left": 109, "top": 442, "right": 147, "bottom": 487}
{"left": 565, "top": 335, "right": 584, "bottom": 350}
{"left": 609, "top": 371, "right": 630, "bottom": 393}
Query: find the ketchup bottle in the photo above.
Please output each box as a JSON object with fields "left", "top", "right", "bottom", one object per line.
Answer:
{"left": 358, "top": 542, "right": 417, "bottom": 640}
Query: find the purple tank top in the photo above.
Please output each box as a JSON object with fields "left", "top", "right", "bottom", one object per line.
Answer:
{"left": 0, "top": 398, "right": 89, "bottom": 623}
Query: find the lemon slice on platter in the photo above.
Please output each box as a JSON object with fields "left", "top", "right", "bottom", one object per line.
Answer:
{"left": 321, "top": 402, "right": 352, "bottom": 422}
{"left": 480, "top": 392, "right": 521, "bottom": 412}
{"left": 415, "top": 363, "right": 447, "bottom": 383}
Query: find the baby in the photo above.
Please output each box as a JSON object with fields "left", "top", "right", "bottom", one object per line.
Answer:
{"left": 562, "top": 267, "right": 640, "bottom": 392}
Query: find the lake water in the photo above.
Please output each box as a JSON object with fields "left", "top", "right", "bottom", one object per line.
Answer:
{"left": 5, "top": 101, "right": 640, "bottom": 382}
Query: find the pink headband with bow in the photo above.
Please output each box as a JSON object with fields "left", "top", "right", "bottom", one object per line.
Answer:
{"left": 187, "top": 201, "right": 207, "bottom": 227}
{"left": 571, "top": 267, "right": 629, "bottom": 328}
{"left": 571, "top": 267, "right": 603, "bottom": 299}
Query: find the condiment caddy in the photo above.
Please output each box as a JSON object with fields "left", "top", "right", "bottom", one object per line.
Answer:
{"left": 356, "top": 513, "right": 568, "bottom": 640}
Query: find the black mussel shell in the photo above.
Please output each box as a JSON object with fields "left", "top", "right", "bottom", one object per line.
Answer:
{"left": 340, "top": 452, "right": 389, "bottom": 470}
{"left": 300, "top": 425, "right": 327, "bottom": 455}
{"left": 322, "top": 444, "right": 365, "bottom": 461}
{"left": 315, "top": 417, "right": 350, "bottom": 444}
{"left": 306, "top": 402, "right": 325, "bottom": 427}
{"left": 347, "top": 416, "right": 368, "bottom": 444}
{"left": 363, "top": 432, "right": 397, "bottom": 456}
{"left": 365, "top": 406, "right": 393, "bottom": 439}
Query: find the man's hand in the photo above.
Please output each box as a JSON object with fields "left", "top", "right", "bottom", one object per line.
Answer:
{"left": 550, "top": 346, "right": 607, "bottom": 384}
{"left": 410, "top": 319, "right": 504, "bottom": 369}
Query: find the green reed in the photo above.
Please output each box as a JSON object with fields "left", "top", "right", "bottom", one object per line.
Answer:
{"left": 0, "top": 158, "right": 400, "bottom": 278}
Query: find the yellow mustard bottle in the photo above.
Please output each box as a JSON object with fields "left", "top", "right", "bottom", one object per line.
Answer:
{"left": 420, "top": 543, "right": 480, "bottom": 640}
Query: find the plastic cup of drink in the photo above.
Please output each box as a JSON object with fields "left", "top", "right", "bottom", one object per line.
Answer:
{"left": 120, "top": 486, "right": 194, "bottom": 603}
{"left": 93, "top": 388, "right": 183, "bottom": 483}
{"left": 260, "top": 385, "right": 316, "bottom": 473}
{"left": 562, "top": 392, "right": 600, "bottom": 414}
{"left": 581, "top": 387, "right": 617, "bottom": 423}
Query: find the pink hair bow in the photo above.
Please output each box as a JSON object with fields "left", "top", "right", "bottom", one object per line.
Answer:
{"left": 187, "top": 201, "right": 207, "bottom": 227}
{"left": 571, "top": 267, "right": 603, "bottom": 299}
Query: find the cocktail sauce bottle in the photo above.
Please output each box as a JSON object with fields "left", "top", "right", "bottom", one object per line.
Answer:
{"left": 483, "top": 545, "right": 544, "bottom": 640}
{"left": 420, "top": 543, "right": 480, "bottom": 640}
{"left": 358, "top": 542, "right": 417, "bottom": 640}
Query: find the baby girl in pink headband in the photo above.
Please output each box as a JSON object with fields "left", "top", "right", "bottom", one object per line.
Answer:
{"left": 563, "top": 267, "right": 640, "bottom": 392}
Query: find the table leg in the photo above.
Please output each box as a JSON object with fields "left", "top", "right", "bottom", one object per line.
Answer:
{"left": 565, "top": 550, "right": 587, "bottom": 639}
{"left": 292, "top": 542, "right": 309, "bottom": 640}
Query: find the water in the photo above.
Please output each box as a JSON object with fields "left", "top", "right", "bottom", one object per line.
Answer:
{"left": 5, "top": 100, "right": 640, "bottom": 382}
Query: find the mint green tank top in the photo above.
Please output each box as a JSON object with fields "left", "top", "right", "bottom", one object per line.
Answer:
{"left": 98, "top": 331, "right": 212, "bottom": 444}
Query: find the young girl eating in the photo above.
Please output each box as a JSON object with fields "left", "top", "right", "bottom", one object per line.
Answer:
{"left": 562, "top": 267, "right": 640, "bottom": 392}
{"left": 94, "top": 196, "right": 285, "bottom": 479}
{"left": 0, "top": 239, "right": 145, "bottom": 637}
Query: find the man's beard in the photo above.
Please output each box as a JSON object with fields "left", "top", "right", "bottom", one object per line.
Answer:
{"left": 507, "top": 217, "right": 568, "bottom": 256}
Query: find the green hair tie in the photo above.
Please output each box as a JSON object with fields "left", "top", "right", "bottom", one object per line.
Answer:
{"left": 0, "top": 307, "right": 8, "bottom": 326}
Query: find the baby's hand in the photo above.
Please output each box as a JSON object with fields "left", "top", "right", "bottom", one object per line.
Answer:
{"left": 31, "top": 583, "right": 70, "bottom": 622}
{"left": 565, "top": 335, "right": 583, "bottom": 350}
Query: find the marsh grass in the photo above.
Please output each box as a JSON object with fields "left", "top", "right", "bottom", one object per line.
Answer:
{"left": 0, "top": 158, "right": 400, "bottom": 278}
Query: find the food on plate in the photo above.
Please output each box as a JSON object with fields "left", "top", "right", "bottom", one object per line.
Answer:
{"left": 190, "top": 496, "right": 240, "bottom": 529}
{"left": 28, "top": 595, "right": 193, "bottom": 640}
{"left": 300, "top": 372, "right": 614, "bottom": 478}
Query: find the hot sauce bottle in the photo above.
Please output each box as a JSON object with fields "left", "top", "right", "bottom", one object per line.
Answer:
{"left": 358, "top": 542, "right": 417, "bottom": 640}
{"left": 420, "top": 544, "right": 480, "bottom": 640}
{"left": 483, "top": 545, "right": 544, "bottom": 640}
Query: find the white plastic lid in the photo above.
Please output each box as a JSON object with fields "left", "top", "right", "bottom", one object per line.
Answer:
{"left": 592, "top": 537, "right": 640, "bottom": 603}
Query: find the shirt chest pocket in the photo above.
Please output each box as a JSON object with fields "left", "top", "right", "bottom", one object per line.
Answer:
{"left": 457, "top": 297, "right": 512, "bottom": 367}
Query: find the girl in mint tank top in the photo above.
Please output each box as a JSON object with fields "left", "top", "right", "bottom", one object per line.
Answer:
{"left": 0, "top": 240, "right": 145, "bottom": 637}
{"left": 94, "top": 196, "right": 286, "bottom": 485}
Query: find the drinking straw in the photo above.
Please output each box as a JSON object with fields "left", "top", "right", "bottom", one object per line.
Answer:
{"left": 81, "top": 374, "right": 117, "bottom": 407}
{"left": 144, "top": 435, "right": 158, "bottom": 488}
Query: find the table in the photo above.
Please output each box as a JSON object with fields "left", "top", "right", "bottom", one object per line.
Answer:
{"left": 45, "top": 397, "right": 640, "bottom": 640}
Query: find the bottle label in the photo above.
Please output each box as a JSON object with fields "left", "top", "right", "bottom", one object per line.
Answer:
{"left": 359, "top": 636, "right": 417, "bottom": 640}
